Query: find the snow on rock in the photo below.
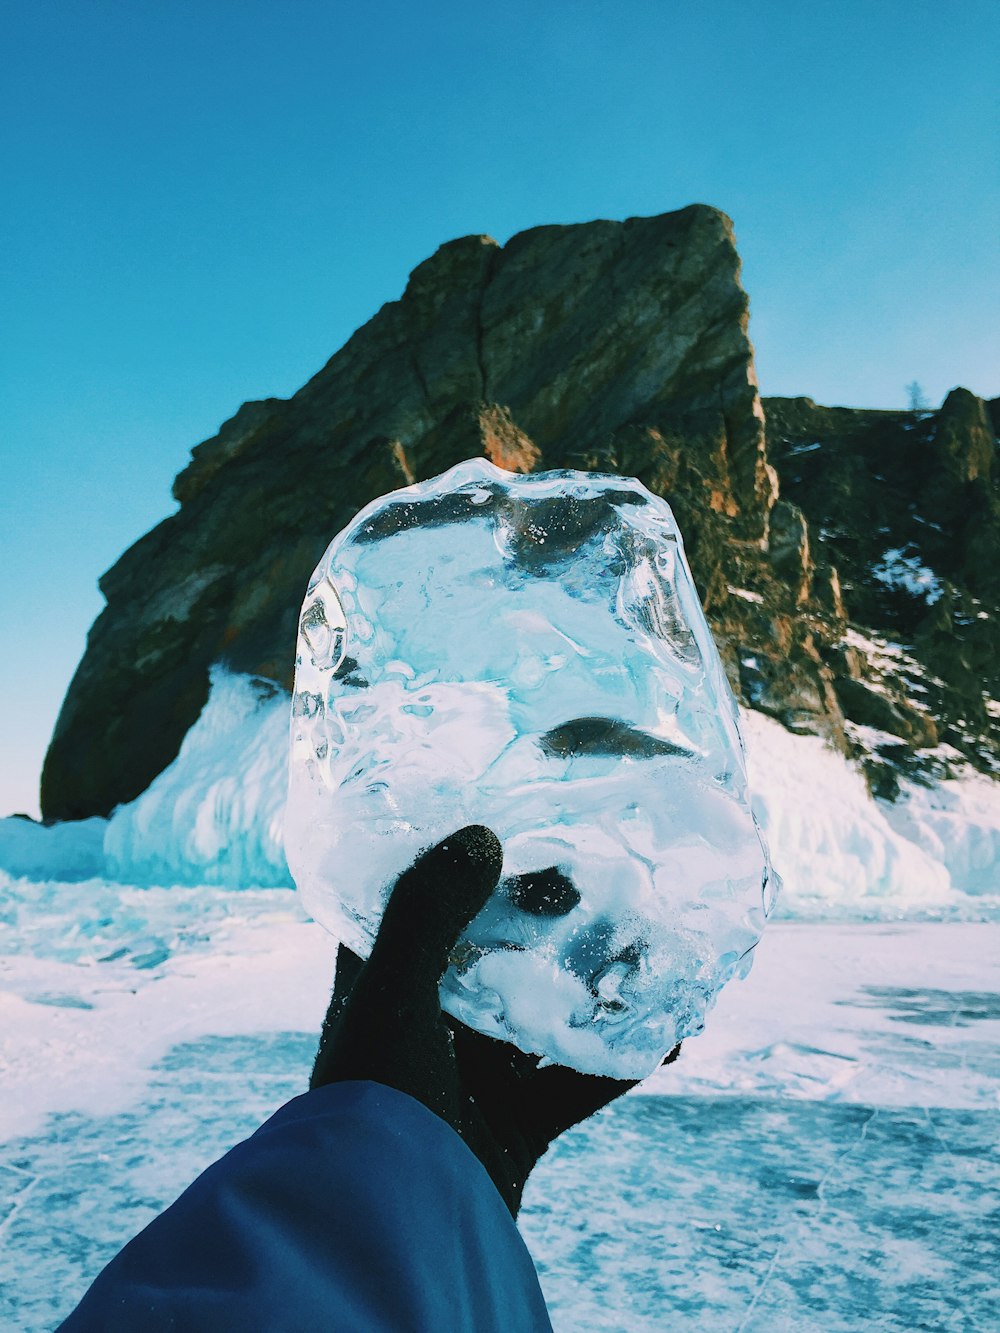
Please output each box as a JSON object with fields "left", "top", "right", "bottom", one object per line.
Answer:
{"left": 742, "top": 710, "right": 1000, "bottom": 916}
{"left": 103, "top": 668, "right": 293, "bottom": 888}
{"left": 870, "top": 547, "right": 944, "bottom": 604}
{"left": 881, "top": 768, "right": 1000, "bottom": 896}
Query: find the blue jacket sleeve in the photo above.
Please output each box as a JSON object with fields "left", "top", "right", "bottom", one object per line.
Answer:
{"left": 57, "top": 1080, "right": 553, "bottom": 1332}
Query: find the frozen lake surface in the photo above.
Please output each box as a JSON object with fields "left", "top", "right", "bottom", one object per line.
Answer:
{"left": 526, "top": 1096, "right": 998, "bottom": 1331}
{"left": 3, "top": 1038, "right": 997, "bottom": 1332}
{"left": 1, "top": 872, "right": 998, "bottom": 1330}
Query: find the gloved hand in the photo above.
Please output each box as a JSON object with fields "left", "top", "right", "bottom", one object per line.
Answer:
{"left": 310, "top": 825, "right": 679, "bottom": 1215}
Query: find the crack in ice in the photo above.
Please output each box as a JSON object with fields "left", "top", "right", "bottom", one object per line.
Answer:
{"left": 736, "top": 1106, "right": 881, "bottom": 1327}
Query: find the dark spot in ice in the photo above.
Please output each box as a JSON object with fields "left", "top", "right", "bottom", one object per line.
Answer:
{"left": 506, "top": 867, "right": 581, "bottom": 917}
{"left": 539, "top": 716, "right": 693, "bottom": 760}
{"left": 563, "top": 919, "right": 643, "bottom": 985}
{"left": 355, "top": 489, "right": 506, "bottom": 542}
{"left": 248, "top": 677, "right": 282, "bottom": 703}
{"left": 353, "top": 484, "right": 648, "bottom": 580}
{"left": 331, "top": 656, "right": 369, "bottom": 689}
{"left": 501, "top": 492, "right": 645, "bottom": 577}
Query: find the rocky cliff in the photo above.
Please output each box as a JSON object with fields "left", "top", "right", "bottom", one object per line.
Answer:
{"left": 764, "top": 390, "right": 1000, "bottom": 797}
{"left": 40, "top": 206, "right": 999, "bottom": 819}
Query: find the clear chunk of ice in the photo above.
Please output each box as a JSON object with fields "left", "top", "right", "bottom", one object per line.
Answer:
{"left": 285, "top": 459, "right": 776, "bottom": 1077}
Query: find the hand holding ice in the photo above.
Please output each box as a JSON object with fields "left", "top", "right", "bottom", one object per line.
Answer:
{"left": 285, "top": 460, "right": 776, "bottom": 1078}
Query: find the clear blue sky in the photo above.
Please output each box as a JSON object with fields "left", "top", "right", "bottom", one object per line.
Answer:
{"left": 2, "top": 0, "right": 998, "bottom": 818}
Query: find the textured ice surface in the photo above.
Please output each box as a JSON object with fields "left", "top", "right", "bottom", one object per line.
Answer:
{"left": 5, "top": 907, "right": 1000, "bottom": 1332}
{"left": 3, "top": 855, "right": 1000, "bottom": 1333}
{"left": 285, "top": 460, "right": 775, "bottom": 1077}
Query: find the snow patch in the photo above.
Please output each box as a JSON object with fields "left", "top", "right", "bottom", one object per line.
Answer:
{"left": 744, "top": 713, "right": 949, "bottom": 914}
{"left": 644, "top": 920, "right": 1000, "bottom": 1108}
{"left": 871, "top": 548, "right": 944, "bottom": 605}
{"left": 0, "top": 875, "right": 328, "bottom": 1141}
{"left": 743, "top": 711, "right": 1000, "bottom": 915}
{"left": 103, "top": 668, "right": 292, "bottom": 888}
{"left": 882, "top": 769, "right": 1000, "bottom": 896}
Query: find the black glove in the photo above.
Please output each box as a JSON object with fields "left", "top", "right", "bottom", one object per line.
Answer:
{"left": 310, "top": 825, "right": 679, "bottom": 1215}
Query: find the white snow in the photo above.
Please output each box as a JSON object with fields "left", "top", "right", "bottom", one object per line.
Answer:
{"left": 2, "top": 870, "right": 996, "bottom": 1147}
{"left": 743, "top": 710, "right": 1000, "bottom": 916}
{"left": 843, "top": 626, "right": 922, "bottom": 673}
{"left": 103, "top": 668, "right": 292, "bottom": 888}
{"left": 3, "top": 671, "right": 1000, "bottom": 1333}
{"left": 644, "top": 919, "right": 1000, "bottom": 1109}
{"left": 0, "top": 670, "right": 994, "bottom": 1131}
{"left": 871, "top": 547, "right": 944, "bottom": 604}
{"left": 882, "top": 767, "right": 1000, "bottom": 896}
{"left": 0, "top": 875, "right": 330, "bottom": 1141}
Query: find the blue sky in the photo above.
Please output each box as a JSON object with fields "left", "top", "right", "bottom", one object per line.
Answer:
{"left": 2, "top": 0, "right": 998, "bottom": 818}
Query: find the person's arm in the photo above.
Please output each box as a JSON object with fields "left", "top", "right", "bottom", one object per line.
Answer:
{"left": 57, "top": 1079, "right": 551, "bottom": 1332}
{"left": 58, "top": 827, "right": 677, "bottom": 1330}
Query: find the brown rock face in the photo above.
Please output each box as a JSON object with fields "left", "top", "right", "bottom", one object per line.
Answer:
{"left": 40, "top": 205, "right": 998, "bottom": 820}
{"left": 935, "top": 387, "right": 994, "bottom": 485}
{"left": 764, "top": 392, "right": 1000, "bottom": 796}
{"left": 46, "top": 205, "right": 794, "bottom": 820}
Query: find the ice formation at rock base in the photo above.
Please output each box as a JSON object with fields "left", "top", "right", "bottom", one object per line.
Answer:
{"left": 285, "top": 460, "right": 774, "bottom": 1078}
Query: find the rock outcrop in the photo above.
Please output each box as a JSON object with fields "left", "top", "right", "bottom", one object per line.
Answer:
{"left": 764, "top": 391, "right": 1000, "bottom": 796}
{"left": 40, "top": 206, "right": 998, "bottom": 820}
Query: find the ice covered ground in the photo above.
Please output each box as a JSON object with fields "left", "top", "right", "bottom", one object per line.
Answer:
{"left": 1, "top": 871, "right": 998, "bottom": 1330}
{"left": 2, "top": 676, "right": 999, "bottom": 1329}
